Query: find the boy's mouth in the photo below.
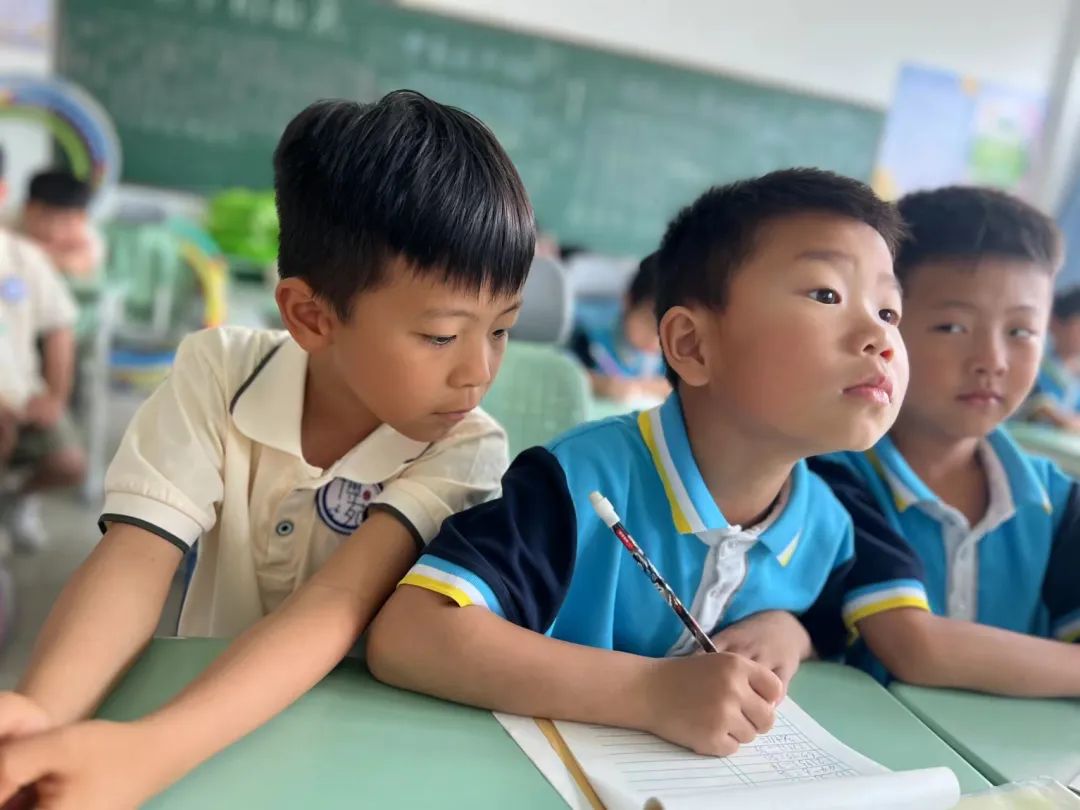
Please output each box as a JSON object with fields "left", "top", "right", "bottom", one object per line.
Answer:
{"left": 956, "top": 390, "right": 1005, "bottom": 407}
{"left": 842, "top": 374, "right": 893, "bottom": 405}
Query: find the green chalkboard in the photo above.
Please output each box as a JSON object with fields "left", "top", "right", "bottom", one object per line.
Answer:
{"left": 58, "top": 0, "right": 884, "bottom": 254}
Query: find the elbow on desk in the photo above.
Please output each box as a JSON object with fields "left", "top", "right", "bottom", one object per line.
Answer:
{"left": 366, "top": 593, "right": 415, "bottom": 687}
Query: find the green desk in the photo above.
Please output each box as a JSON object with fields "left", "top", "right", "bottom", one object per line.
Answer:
{"left": 891, "top": 684, "right": 1080, "bottom": 787}
{"left": 1007, "top": 422, "right": 1080, "bottom": 478}
{"left": 98, "top": 640, "right": 988, "bottom": 808}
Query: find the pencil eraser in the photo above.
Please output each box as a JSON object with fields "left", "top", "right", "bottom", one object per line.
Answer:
{"left": 589, "top": 491, "right": 619, "bottom": 527}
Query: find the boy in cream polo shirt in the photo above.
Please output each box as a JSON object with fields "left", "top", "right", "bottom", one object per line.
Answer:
{"left": 0, "top": 90, "right": 535, "bottom": 808}
{"left": 0, "top": 145, "right": 86, "bottom": 552}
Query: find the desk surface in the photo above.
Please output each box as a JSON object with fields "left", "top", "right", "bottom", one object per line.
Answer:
{"left": 98, "top": 639, "right": 988, "bottom": 808}
{"left": 1007, "top": 422, "right": 1080, "bottom": 477}
{"left": 891, "top": 683, "right": 1080, "bottom": 787}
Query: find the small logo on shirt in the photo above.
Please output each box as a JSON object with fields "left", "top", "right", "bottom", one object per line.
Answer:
{"left": 315, "top": 478, "right": 383, "bottom": 535}
{"left": 0, "top": 277, "right": 27, "bottom": 304}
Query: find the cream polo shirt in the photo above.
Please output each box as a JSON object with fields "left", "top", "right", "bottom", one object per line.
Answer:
{"left": 0, "top": 228, "right": 78, "bottom": 409}
{"left": 99, "top": 326, "right": 508, "bottom": 637}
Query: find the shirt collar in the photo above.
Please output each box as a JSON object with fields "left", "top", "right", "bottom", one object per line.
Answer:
{"left": 231, "top": 337, "right": 430, "bottom": 482}
{"left": 636, "top": 393, "right": 805, "bottom": 557}
{"left": 866, "top": 429, "right": 1051, "bottom": 515}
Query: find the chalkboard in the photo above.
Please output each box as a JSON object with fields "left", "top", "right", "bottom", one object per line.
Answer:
{"left": 58, "top": 0, "right": 884, "bottom": 254}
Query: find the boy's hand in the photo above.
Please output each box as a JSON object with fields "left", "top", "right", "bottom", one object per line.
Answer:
{"left": 644, "top": 651, "right": 782, "bottom": 756}
{"left": 710, "top": 610, "right": 813, "bottom": 692}
{"left": 0, "top": 694, "right": 52, "bottom": 741}
{"left": 0, "top": 720, "right": 161, "bottom": 810}
{"left": 22, "top": 396, "right": 63, "bottom": 431}
{"left": 0, "top": 407, "right": 20, "bottom": 461}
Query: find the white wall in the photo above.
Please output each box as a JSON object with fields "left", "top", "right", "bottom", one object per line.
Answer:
{"left": 401, "top": 0, "right": 1068, "bottom": 108}
{"left": 403, "top": 0, "right": 1077, "bottom": 207}
{"left": 0, "top": 39, "right": 52, "bottom": 215}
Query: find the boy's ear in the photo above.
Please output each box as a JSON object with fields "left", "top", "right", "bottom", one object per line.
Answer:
{"left": 659, "top": 305, "right": 712, "bottom": 388}
{"left": 275, "top": 278, "right": 337, "bottom": 351}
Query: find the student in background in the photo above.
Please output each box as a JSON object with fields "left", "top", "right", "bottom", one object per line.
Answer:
{"left": 0, "top": 147, "right": 86, "bottom": 553}
{"left": 1023, "top": 286, "right": 1080, "bottom": 430}
{"left": 368, "top": 169, "right": 911, "bottom": 756}
{"left": 569, "top": 251, "right": 670, "bottom": 403}
{"left": 0, "top": 91, "right": 534, "bottom": 808}
{"left": 18, "top": 170, "right": 104, "bottom": 281}
{"left": 811, "top": 187, "right": 1080, "bottom": 697}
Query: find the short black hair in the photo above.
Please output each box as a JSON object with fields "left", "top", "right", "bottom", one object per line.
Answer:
{"left": 656, "top": 168, "right": 903, "bottom": 384}
{"left": 895, "top": 186, "right": 1063, "bottom": 285}
{"left": 1053, "top": 286, "right": 1080, "bottom": 321}
{"left": 28, "top": 169, "right": 92, "bottom": 210}
{"left": 626, "top": 252, "right": 659, "bottom": 309}
{"left": 274, "top": 90, "right": 535, "bottom": 318}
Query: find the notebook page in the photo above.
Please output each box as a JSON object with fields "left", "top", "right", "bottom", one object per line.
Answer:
{"left": 554, "top": 698, "right": 959, "bottom": 810}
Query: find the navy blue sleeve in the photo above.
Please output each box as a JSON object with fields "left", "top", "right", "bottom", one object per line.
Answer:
{"left": 797, "top": 552, "right": 855, "bottom": 660}
{"left": 402, "top": 446, "right": 578, "bottom": 634}
{"left": 807, "top": 458, "right": 931, "bottom": 632}
{"left": 1045, "top": 481, "right": 1080, "bottom": 642}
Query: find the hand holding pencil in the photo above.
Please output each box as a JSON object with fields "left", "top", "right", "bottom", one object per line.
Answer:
{"left": 589, "top": 490, "right": 784, "bottom": 757}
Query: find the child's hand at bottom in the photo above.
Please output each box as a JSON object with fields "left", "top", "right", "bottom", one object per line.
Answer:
{"left": 644, "top": 651, "right": 782, "bottom": 757}
{"left": 0, "top": 720, "right": 163, "bottom": 810}
{"left": 709, "top": 611, "right": 813, "bottom": 693}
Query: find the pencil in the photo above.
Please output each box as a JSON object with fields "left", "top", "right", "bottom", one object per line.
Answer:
{"left": 589, "top": 491, "right": 718, "bottom": 654}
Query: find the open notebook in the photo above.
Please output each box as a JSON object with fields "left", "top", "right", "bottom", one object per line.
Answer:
{"left": 496, "top": 697, "right": 960, "bottom": 810}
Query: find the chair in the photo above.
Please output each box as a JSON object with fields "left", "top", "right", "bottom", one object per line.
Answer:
{"left": 482, "top": 343, "right": 590, "bottom": 458}
{"left": 482, "top": 256, "right": 590, "bottom": 456}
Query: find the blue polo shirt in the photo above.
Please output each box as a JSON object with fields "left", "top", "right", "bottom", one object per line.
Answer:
{"left": 813, "top": 429, "right": 1080, "bottom": 649}
{"left": 568, "top": 300, "right": 664, "bottom": 379}
{"left": 1028, "top": 349, "right": 1080, "bottom": 415}
{"left": 400, "top": 393, "right": 904, "bottom": 659}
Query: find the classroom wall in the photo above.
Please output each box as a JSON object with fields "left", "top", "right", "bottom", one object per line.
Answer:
{"left": 0, "top": 37, "right": 52, "bottom": 215}
{"left": 5, "top": 0, "right": 1078, "bottom": 215}
{"left": 402, "top": 0, "right": 1078, "bottom": 208}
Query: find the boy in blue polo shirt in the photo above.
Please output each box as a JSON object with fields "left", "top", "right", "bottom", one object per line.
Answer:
{"left": 368, "top": 168, "right": 911, "bottom": 757}
{"left": 1023, "top": 286, "right": 1080, "bottom": 430}
{"left": 810, "top": 186, "right": 1080, "bottom": 696}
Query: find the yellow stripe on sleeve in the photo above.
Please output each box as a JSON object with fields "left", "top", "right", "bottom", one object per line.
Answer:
{"left": 399, "top": 572, "right": 478, "bottom": 608}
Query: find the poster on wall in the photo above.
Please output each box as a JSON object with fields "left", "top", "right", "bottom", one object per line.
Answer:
{"left": 0, "top": 0, "right": 52, "bottom": 52}
{"left": 872, "top": 64, "right": 1045, "bottom": 200}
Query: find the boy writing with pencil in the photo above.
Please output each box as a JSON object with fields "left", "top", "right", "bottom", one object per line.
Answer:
{"left": 569, "top": 252, "right": 670, "bottom": 403}
{"left": 0, "top": 90, "right": 535, "bottom": 808}
{"left": 368, "top": 168, "right": 914, "bottom": 756}
{"left": 810, "top": 187, "right": 1080, "bottom": 696}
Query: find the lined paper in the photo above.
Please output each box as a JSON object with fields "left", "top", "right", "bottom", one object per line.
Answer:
{"left": 548, "top": 698, "right": 960, "bottom": 810}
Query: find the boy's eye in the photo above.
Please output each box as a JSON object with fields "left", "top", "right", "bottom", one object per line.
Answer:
{"left": 933, "top": 323, "right": 965, "bottom": 334}
{"left": 1010, "top": 327, "right": 1036, "bottom": 339}
{"left": 492, "top": 329, "right": 509, "bottom": 341}
{"left": 808, "top": 289, "right": 841, "bottom": 304}
{"left": 879, "top": 308, "right": 901, "bottom": 325}
{"left": 424, "top": 335, "right": 456, "bottom": 347}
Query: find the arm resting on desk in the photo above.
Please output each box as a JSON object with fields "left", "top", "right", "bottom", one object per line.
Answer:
{"left": 0, "top": 512, "right": 417, "bottom": 809}
{"left": 11, "top": 524, "right": 182, "bottom": 726}
{"left": 857, "top": 608, "right": 1080, "bottom": 697}
{"left": 368, "top": 585, "right": 782, "bottom": 758}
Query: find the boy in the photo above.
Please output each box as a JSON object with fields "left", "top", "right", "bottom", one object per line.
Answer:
{"left": 367, "top": 168, "right": 911, "bottom": 756}
{"left": 18, "top": 169, "right": 104, "bottom": 280}
{"left": 0, "top": 91, "right": 535, "bottom": 808}
{"left": 810, "top": 186, "right": 1080, "bottom": 696}
{"left": 1023, "top": 286, "right": 1080, "bottom": 430}
{"left": 0, "top": 147, "right": 86, "bottom": 552}
{"left": 569, "top": 252, "right": 670, "bottom": 403}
